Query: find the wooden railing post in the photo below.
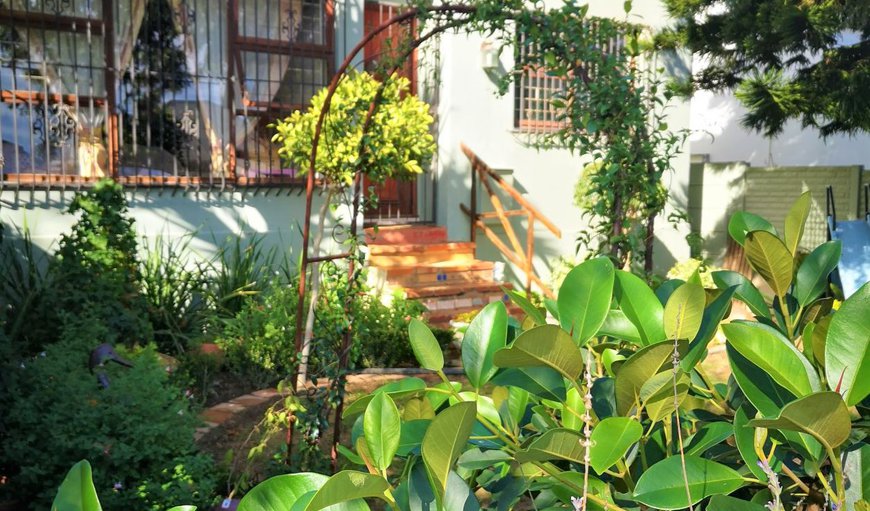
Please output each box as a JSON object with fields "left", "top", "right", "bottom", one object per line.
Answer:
{"left": 525, "top": 215, "right": 534, "bottom": 295}
{"left": 470, "top": 164, "right": 477, "bottom": 242}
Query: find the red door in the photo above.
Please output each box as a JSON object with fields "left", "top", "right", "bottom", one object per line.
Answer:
{"left": 363, "top": 2, "right": 418, "bottom": 221}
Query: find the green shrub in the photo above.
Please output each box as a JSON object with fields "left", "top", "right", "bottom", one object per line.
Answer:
{"left": 50, "top": 179, "right": 152, "bottom": 347}
{"left": 0, "top": 321, "right": 216, "bottom": 511}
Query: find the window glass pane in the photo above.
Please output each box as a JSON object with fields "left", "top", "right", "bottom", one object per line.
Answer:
{"left": 241, "top": 52, "right": 326, "bottom": 106}
{"left": 239, "top": 0, "right": 324, "bottom": 45}
{"left": 0, "top": 0, "right": 102, "bottom": 19}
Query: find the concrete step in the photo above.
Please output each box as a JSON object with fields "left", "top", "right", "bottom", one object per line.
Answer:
{"left": 426, "top": 299, "right": 524, "bottom": 328}
{"left": 365, "top": 224, "right": 448, "bottom": 245}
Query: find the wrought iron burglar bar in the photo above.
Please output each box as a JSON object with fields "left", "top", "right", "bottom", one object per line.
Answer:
{"left": 0, "top": 0, "right": 334, "bottom": 191}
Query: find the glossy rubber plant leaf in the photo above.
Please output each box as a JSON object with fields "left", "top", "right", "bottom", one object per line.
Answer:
{"left": 663, "top": 282, "right": 705, "bottom": 341}
{"left": 51, "top": 460, "right": 102, "bottom": 511}
{"left": 708, "top": 495, "right": 766, "bottom": 511}
{"left": 514, "top": 428, "right": 585, "bottom": 464}
{"left": 462, "top": 300, "right": 508, "bottom": 389}
{"left": 723, "top": 321, "right": 820, "bottom": 398}
{"left": 421, "top": 401, "right": 477, "bottom": 501}
{"left": 615, "top": 340, "right": 687, "bottom": 416}
{"left": 491, "top": 366, "right": 566, "bottom": 402}
{"left": 793, "top": 241, "right": 841, "bottom": 307}
{"left": 825, "top": 281, "right": 870, "bottom": 406}
{"left": 711, "top": 270, "right": 770, "bottom": 319}
{"left": 784, "top": 191, "right": 812, "bottom": 255}
{"left": 598, "top": 309, "right": 643, "bottom": 346}
{"left": 844, "top": 443, "right": 870, "bottom": 509}
{"left": 614, "top": 270, "right": 665, "bottom": 346}
{"left": 304, "top": 471, "right": 389, "bottom": 511}
{"left": 343, "top": 378, "right": 427, "bottom": 418}
{"left": 239, "top": 473, "right": 368, "bottom": 511}
{"left": 681, "top": 286, "right": 736, "bottom": 371}
{"left": 655, "top": 279, "right": 684, "bottom": 306}
{"left": 364, "top": 392, "right": 401, "bottom": 471}
{"left": 685, "top": 422, "right": 733, "bottom": 457}
{"left": 743, "top": 231, "right": 794, "bottom": 298}
{"left": 589, "top": 417, "right": 642, "bottom": 474}
{"left": 505, "top": 289, "right": 546, "bottom": 326}
{"left": 396, "top": 420, "right": 430, "bottom": 457}
{"left": 408, "top": 318, "right": 444, "bottom": 371}
{"left": 633, "top": 456, "right": 744, "bottom": 510}
{"left": 493, "top": 325, "right": 584, "bottom": 381}
{"left": 557, "top": 257, "right": 614, "bottom": 345}
{"left": 749, "top": 391, "right": 852, "bottom": 450}
{"left": 728, "top": 211, "right": 777, "bottom": 246}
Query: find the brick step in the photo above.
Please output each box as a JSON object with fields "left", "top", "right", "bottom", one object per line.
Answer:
{"left": 369, "top": 248, "right": 474, "bottom": 271}
{"left": 405, "top": 281, "right": 510, "bottom": 299}
{"left": 365, "top": 224, "right": 448, "bottom": 245}
{"left": 426, "top": 300, "right": 524, "bottom": 328}
{"left": 369, "top": 241, "right": 475, "bottom": 256}
{"left": 383, "top": 261, "right": 496, "bottom": 287}
{"left": 420, "top": 290, "right": 510, "bottom": 313}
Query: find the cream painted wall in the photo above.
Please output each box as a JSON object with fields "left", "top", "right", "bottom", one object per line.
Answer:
{"left": 0, "top": 189, "right": 348, "bottom": 263}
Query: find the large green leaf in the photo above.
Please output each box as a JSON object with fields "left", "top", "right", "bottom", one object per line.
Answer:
{"left": 825, "top": 282, "right": 870, "bottom": 406}
{"left": 343, "top": 378, "right": 427, "bottom": 417}
{"left": 493, "top": 325, "right": 584, "bottom": 381}
{"left": 743, "top": 231, "right": 794, "bottom": 297}
{"left": 633, "top": 456, "right": 744, "bottom": 510}
{"left": 727, "top": 345, "right": 796, "bottom": 416}
{"left": 656, "top": 279, "right": 685, "bottom": 306}
{"left": 589, "top": 417, "right": 642, "bottom": 474}
{"left": 462, "top": 301, "right": 508, "bottom": 389}
{"left": 505, "top": 289, "right": 546, "bottom": 326}
{"left": 749, "top": 391, "right": 851, "bottom": 449}
{"left": 51, "top": 460, "right": 102, "bottom": 511}
{"left": 614, "top": 270, "right": 665, "bottom": 345}
{"left": 563, "top": 387, "right": 585, "bottom": 431}
{"left": 723, "top": 321, "right": 819, "bottom": 398}
{"left": 408, "top": 318, "right": 444, "bottom": 371}
{"left": 640, "top": 370, "right": 691, "bottom": 422}
{"left": 707, "top": 495, "right": 766, "bottom": 511}
{"left": 681, "top": 287, "right": 735, "bottom": 371}
{"left": 615, "top": 340, "right": 687, "bottom": 416}
{"left": 685, "top": 422, "right": 733, "bottom": 456}
{"left": 663, "top": 282, "right": 705, "bottom": 341}
{"left": 239, "top": 473, "right": 368, "bottom": 511}
{"left": 443, "top": 471, "right": 481, "bottom": 511}
{"left": 457, "top": 448, "right": 513, "bottom": 470}
{"left": 557, "top": 257, "right": 615, "bottom": 345}
{"left": 304, "top": 472, "right": 389, "bottom": 511}
{"left": 734, "top": 406, "right": 776, "bottom": 482}
{"left": 793, "top": 241, "right": 841, "bottom": 307}
{"left": 599, "top": 309, "right": 643, "bottom": 345}
{"left": 364, "top": 393, "right": 401, "bottom": 471}
{"left": 711, "top": 270, "right": 770, "bottom": 319}
{"left": 728, "top": 211, "right": 776, "bottom": 246}
{"left": 784, "top": 191, "right": 812, "bottom": 255}
{"left": 421, "top": 401, "right": 477, "bottom": 499}
{"left": 491, "top": 367, "right": 566, "bottom": 402}
{"left": 397, "top": 420, "right": 430, "bottom": 456}
{"left": 514, "top": 428, "right": 584, "bottom": 464}
{"left": 844, "top": 443, "right": 870, "bottom": 509}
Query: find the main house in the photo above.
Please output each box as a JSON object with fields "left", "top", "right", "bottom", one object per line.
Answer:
{"left": 0, "top": 0, "right": 692, "bottom": 304}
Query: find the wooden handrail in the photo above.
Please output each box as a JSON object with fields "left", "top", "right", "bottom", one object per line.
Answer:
{"left": 461, "top": 143, "right": 562, "bottom": 238}
{"left": 460, "top": 143, "right": 562, "bottom": 299}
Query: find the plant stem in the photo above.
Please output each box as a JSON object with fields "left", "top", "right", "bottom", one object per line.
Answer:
{"left": 779, "top": 463, "right": 811, "bottom": 495}
{"left": 826, "top": 445, "right": 846, "bottom": 507}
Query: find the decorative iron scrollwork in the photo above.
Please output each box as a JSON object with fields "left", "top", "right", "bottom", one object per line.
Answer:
{"left": 44, "top": 0, "right": 73, "bottom": 15}
{"left": 32, "top": 103, "right": 77, "bottom": 148}
{"left": 177, "top": 109, "right": 198, "bottom": 137}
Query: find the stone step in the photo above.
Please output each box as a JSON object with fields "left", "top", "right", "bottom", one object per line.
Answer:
{"left": 365, "top": 224, "right": 448, "bottom": 245}
{"left": 405, "top": 281, "right": 510, "bottom": 299}
{"left": 426, "top": 299, "right": 524, "bottom": 328}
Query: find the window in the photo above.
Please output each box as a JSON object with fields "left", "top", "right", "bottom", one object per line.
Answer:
{"left": 0, "top": 0, "right": 334, "bottom": 188}
{"left": 513, "top": 28, "right": 625, "bottom": 134}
